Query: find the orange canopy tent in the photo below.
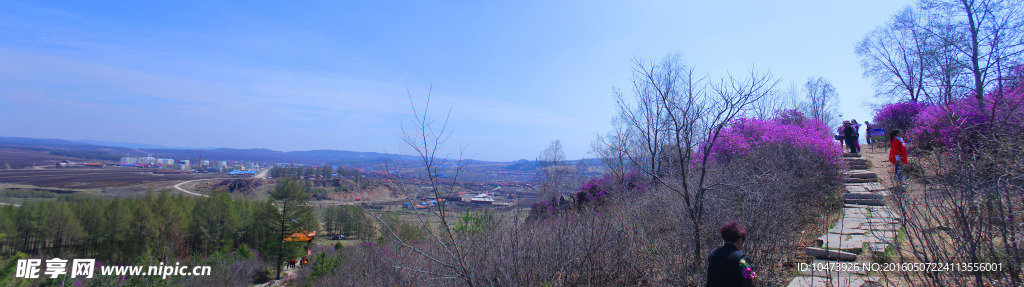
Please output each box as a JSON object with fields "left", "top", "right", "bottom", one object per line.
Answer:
{"left": 284, "top": 231, "right": 316, "bottom": 242}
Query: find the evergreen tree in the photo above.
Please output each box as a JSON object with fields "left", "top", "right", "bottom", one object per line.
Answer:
{"left": 129, "top": 194, "right": 158, "bottom": 258}
{"left": 103, "top": 197, "right": 132, "bottom": 262}
{"left": 150, "top": 191, "right": 187, "bottom": 259}
{"left": 261, "top": 179, "right": 316, "bottom": 279}
{"left": 71, "top": 198, "right": 107, "bottom": 258}
{"left": 191, "top": 191, "right": 239, "bottom": 254}
{"left": 42, "top": 202, "right": 83, "bottom": 257}
{"left": 0, "top": 206, "right": 13, "bottom": 254}
{"left": 14, "top": 203, "right": 42, "bottom": 254}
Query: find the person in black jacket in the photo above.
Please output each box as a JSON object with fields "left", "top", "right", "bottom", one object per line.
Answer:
{"left": 864, "top": 121, "right": 873, "bottom": 144}
{"left": 843, "top": 121, "right": 858, "bottom": 153}
{"left": 706, "top": 222, "right": 755, "bottom": 287}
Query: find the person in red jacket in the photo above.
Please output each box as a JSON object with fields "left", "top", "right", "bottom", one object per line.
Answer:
{"left": 888, "top": 129, "right": 907, "bottom": 183}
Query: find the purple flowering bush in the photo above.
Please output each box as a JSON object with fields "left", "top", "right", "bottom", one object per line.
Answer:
{"left": 574, "top": 170, "right": 649, "bottom": 205}
{"left": 874, "top": 101, "right": 926, "bottom": 131}
{"left": 528, "top": 170, "right": 650, "bottom": 221}
{"left": 706, "top": 109, "right": 842, "bottom": 167}
{"left": 911, "top": 68, "right": 1024, "bottom": 149}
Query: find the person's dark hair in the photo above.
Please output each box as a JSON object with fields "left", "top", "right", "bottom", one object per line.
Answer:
{"left": 719, "top": 221, "right": 747, "bottom": 243}
{"left": 889, "top": 129, "right": 902, "bottom": 142}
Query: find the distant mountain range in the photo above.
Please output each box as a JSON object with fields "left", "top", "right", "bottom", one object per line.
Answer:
{"left": 141, "top": 147, "right": 428, "bottom": 166}
{"left": 72, "top": 140, "right": 208, "bottom": 150}
{"left": 0, "top": 136, "right": 617, "bottom": 172}
{"left": 0, "top": 136, "right": 490, "bottom": 166}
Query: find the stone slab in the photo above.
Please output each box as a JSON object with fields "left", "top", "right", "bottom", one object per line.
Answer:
{"left": 862, "top": 222, "right": 899, "bottom": 231}
{"left": 843, "top": 153, "right": 862, "bottom": 158}
{"left": 830, "top": 218, "right": 868, "bottom": 230}
{"left": 862, "top": 182, "right": 887, "bottom": 191}
{"left": 848, "top": 171, "right": 878, "bottom": 179}
{"left": 845, "top": 178, "right": 878, "bottom": 183}
{"left": 827, "top": 227, "right": 868, "bottom": 235}
{"left": 845, "top": 198, "right": 884, "bottom": 206}
{"left": 845, "top": 193, "right": 882, "bottom": 200}
{"left": 845, "top": 158, "right": 869, "bottom": 165}
{"left": 864, "top": 217, "right": 898, "bottom": 224}
{"left": 817, "top": 234, "right": 869, "bottom": 252}
{"left": 845, "top": 185, "right": 869, "bottom": 193}
{"left": 844, "top": 206, "right": 870, "bottom": 212}
{"left": 804, "top": 247, "right": 858, "bottom": 261}
{"left": 867, "top": 230, "right": 898, "bottom": 241}
{"left": 842, "top": 208, "right": 871, "bottom": 218}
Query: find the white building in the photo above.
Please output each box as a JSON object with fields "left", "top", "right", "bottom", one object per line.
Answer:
{"left": 470, "top": 193, "right": 495, "bottom": 204}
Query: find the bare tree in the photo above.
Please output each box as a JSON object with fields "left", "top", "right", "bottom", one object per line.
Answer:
{"left": 371, "top": 88, "right": 476, "bottom": 286}
{"left": 800, "top": 77, "right": 840, "bottom": 127}
{"left": 857, "top": 6, "right": 930, "bottom": 103}
{"left": 538, "top": 140, "right": 566, "bottom": 167}
{"left": 606, "top": 53, "right": 688, "bottom": 179}
{"left": 749, "top": 78, "right": 792, "bottom": 118}
{"left": 919, "top": 0, "right": 1024, "bottom": 105}
{"left": 609, "top": 54, "right": 780, "bottom": 272}
{"left": 921, "top": 15, "right": 973, "bottom": 103}
{"left": 536, "top": 140, "right": 578, "bottom": 200}
{"left": 590, "top": 119, "right": 631, "bottom": 178}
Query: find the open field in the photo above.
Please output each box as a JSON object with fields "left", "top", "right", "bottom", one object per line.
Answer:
{"left": 0, "top": 167, "right": 212, "bottom": 189}
{"left": 0, "top": 148, "right": 79, "bottom": 169}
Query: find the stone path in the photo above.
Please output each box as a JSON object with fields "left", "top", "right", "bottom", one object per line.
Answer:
{"left": 786, "top": 153, "right": 898, "bottom": 287}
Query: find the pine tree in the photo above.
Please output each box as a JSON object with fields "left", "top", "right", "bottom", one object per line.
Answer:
{"left": 71, "top": 198, "right": 106, "bottom": 257}
{"left": 191, "top": 191, "right": 239, "bottom": 254}
{"left": 103, "top": 197, "right": 132, "bottom": 262}
{"left": 262, "top": 179, "right": 316, "bottom": 280}
{"left": 150, "top": 191, "right": 186, "bottom": 259}
{"left": 43, "top": 202, "right": 83, "bottom": 257}
{"left": 14, "top": 203, "right": 42, "bottom": 254}
{"left": 129, "top": 195, "right": 158, "bottom": 259}
{"left": 0, "top": 205, "right": 13, "bottom": 254}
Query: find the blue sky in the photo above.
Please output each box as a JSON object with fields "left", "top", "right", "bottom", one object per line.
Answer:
{"left": 0, "top": 0, "right": 910, "bottom": 161}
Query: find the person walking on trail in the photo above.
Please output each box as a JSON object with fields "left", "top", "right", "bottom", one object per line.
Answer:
{"left": 706, "top": 222, "right": 756, "bottom": 287}
{"left": 843, "top": 121, "right": 858, "bottom": 154}
{"left": 864, "top": 121, "right": 873, "bottom": 144}
{"left": 836, "top": 124, "right": 846, "bottom": 150}
{"left": 888, "top": 129, "right": 908, "bottom": 183}
{"left": 851, "top": 119, "right": 862, "bottom": 153}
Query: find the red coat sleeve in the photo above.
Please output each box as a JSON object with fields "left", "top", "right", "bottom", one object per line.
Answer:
{"left": 899, "top": 141, "right": 908, "bottom": 164}
{"left": 889, "top": 139, "right": 908, "bottom": 164}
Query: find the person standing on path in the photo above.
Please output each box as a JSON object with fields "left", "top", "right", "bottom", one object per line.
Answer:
{"left": 836, "top": 124, "right": 846, "bottom": 150}
{"left": 888, "top": 129, "right": 907, "bottom": 183}
{"left": 843, "top": 121, "right": 858, "bottom": 153}
{"left": 851, "top": 119, "right": 862, "bottom": 153}
{"left": 706, "top": 222, "right": 756, "bottom": 287}
{"left": 864, "top": 121, "right": 873, "bottom": 144}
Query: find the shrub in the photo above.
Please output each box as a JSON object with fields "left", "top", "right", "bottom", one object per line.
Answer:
{"left": 528, "top": 170, "right": 650, "bottom": 221}
{"left": 707, "top": 109, "right": 841, "bottom": 167}
{"left": 574, "top": 170, "right": 649, "bottom": 206}
{"left": 873, "top": 101, "right": 926, "bottom": 132}
{"left": 911, "top": 69, "right": 1024, "bottom": 149}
